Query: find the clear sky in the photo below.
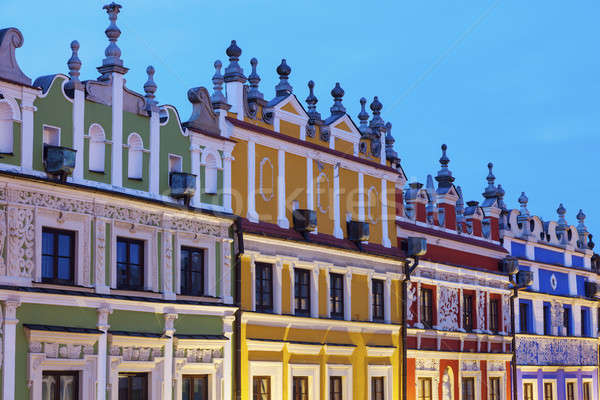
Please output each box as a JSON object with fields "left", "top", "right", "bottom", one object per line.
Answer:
{"left": 3, "top": 0, "right": 599, "bottom": 238}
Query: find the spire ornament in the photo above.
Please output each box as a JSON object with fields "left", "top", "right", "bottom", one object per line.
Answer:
{"left": 143, "top": 66, "right": 157, "bottom": 112}
{"left": 247, "top": 58, "right": 263, "bottom": 101}
{"left": 456, "top": 186, "right": 465, "bottom": 232}
{"left": 98, "top": 2, "right": 127, "bottom": 79}
{"left": 329, "top": 82, "right": 346, "bottom": 116}
{"left": 358, "top": 97, "right": 370, "bottom": 137}
{"left": 369, "top": 97, "right": 384, "bottom": 132}
{"left": 223, "top": 40, "right": 246, "bottom": 83}
{"left": 576, "top": 209, "right": 589, "bottom": 249}
{"left": 275, "top": 59, "right": 292, "bottom": 97}
{"left": 306, "top": 80, "right": 320, "bottom": 120}
{"left": 211, "top": 60, "right": 228, "bottom": 108}
{"left": 385, "top": 122, "right": 398, "bottom": 161}
{"left": 65, "top": 40, "right": 83, "bottom": 91}
{"left": 435, "top": 144, "right": 455, "bottom": 192}
{"left": 482, "top": 162, "right": 497, "bottom": 199}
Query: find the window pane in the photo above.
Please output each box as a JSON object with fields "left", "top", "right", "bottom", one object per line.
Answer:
{"left": 42, "top": 231, "right": 54, "bottom": 255}
{"left": 58, "top": 233, "right": 72, "bottom": 257}
{"left": 117, "top": 240, "right": 127, "bottom": 263}
{"left": 42, "top": 255, "right": 54, "bottom": 279}
{"left": 131, "top": 375, "right": 146, "bottom": 400}
{"left": 129, "top": 265, "right": 143, "bottom": 288}
{"left": 42, "top": 374, "right": 56, "bottom": 400}
{"left": 129, "top": 243, "right": 141, "bottom": 265}
{"left": 57, "top": 257, "right": 72, "bottom": 281}
{"left": 191, "top": 251, "right": 203, "bottom": 272}
{"left": 60, "top": 375, "right": 75, "bottom": 400}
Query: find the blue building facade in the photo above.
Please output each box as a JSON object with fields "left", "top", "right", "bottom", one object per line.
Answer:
{"left": 502, "top": 194, "right": 599, "bottom": 400}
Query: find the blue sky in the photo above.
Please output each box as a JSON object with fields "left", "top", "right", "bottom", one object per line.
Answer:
{"left": 3, "top": 0, "right": 599, "bottom": 238}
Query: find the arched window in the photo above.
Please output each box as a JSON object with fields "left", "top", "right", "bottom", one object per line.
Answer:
{"left": 127, "top": 133, "right": 143, "bottom": 179}
{"left": 0, "top": 102, "right": 13, "bottom": 154}
{"left": 204, "top": 152, "right": 218, "bottom": 194}
{"left": 88, "top": 124, "right": 105, "bottom": 172}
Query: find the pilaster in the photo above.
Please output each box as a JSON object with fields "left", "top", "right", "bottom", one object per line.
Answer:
{"left": 3, "top": 299, "right": 20, "bottom": 400}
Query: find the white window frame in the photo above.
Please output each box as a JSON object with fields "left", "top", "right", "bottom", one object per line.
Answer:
{"left": 522, "top": 379, "right": 539, "bottom": 400}
{"left": 42, "top": 124, "right": 61, "bottom": 146}
{"left": 249, "top": 361, "right": 283, "bottom": 400}
{"left": 581, "top": 378, "right": 593, "bottom": 400}
{"left": 126, "top": 132, "right": 144, "bottom": 180}
{"left": 542, "top": 379, "right": 557, "bottom": 400}
{"left": 35, "top": 209, "right": 92, "bottom": 287}
{"left": 460, "top": 371, "right": 481, "bottom": 400}
{"left": 288, "top": 364, "right": 320, "bottom": 400}
{"left": 564, "top": 378, "right": 578, "bottom": 400}
{"left": 369, "top": 274, "right": 392, "bottom": 323}
{"left": 415, "top": 368, "right": 439, "bottom": 400}
{"left": 487, "top": 372, "right": 505, "bottom": 400}
{"left": 325, "top": 364, "right": 352, "bottom": 400}
{"left": 173, "top": 359, "right": 221, "bottom": 400}
{"left": 175, "top": 232, "right": 216, "bottom": 297}
{"left": 88, "top": 123, "right": 106, "bottom": 173}
{"left": 368, "top": 365, "right": 393, "bottom": 400}
{"left": 111, "top": 222, "right": 157, "bottom": 292}
{"left": 250, "top": 255, "right": 281, "bottom": 314}
{"left": 0, "top": 98, "right": 18, "bottom": 154}
{"left": 327, "top": 267, "right": 351, "bottom": 321}
{"left": 290, "top": 261, "right": 319, "bottom": 318}
{"left": 201, "top": 148, "right": 222, "bottom": 195}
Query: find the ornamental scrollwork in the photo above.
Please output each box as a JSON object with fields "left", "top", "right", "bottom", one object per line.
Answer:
{"left": 7, "top": 206, "right": 34, "bottom": 277}
{"left": 516, "top": 336, "right": 598, "bottom": 366}
{"left": 436, "top": 286, "right": 459, "bottom": 331}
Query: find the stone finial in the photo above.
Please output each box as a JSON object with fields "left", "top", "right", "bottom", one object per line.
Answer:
{"left": 385, "top": 122, "right": 398, "bottom": 161}
{"left": 456, "top": 185, "right": 465, "bottom": 231}
{"left": 358, "top": 97, "right": 370, "bottom": 136}
{"left": 426, "top": 174, "right": 436, "bottom": 224}
{"left": 247, "top": 58, "right": 263, "bottom": 101}
{"left": 329, "top": 82, "right": 346, "bottom": 116}
{"left": 306, "top": 80, "right": 320, "bottom": 120}
{"left": 223, "top": 40, "right": 246, "bottom": 83}
{"left": 496, "top": 184, "right": 506, "bottom": 210}
{"left": 98, "top": 2, "right": 127, "bottom": 78}
{"left": 577, "top": 209, "right": 586, "bottom": 226}
{"left": 0, "top": 28, "right": 31, "bottom": 85}
{"left": 67, "top": 40, "right": 82, "bottom": 83}
{"left": 557, "top": 203, "right": 568, "bottom": 229}
{"left": 211, "top": 60, "right": 227, "bottom": 107}
{"left": 435, "top": 144, "right": 455, "bottom": 190}
{"left": 576, "top": 209, "right": 589, "bottom": 248}
{"left": 517, "top": 192, "right": 530, "bottom": 224}
{"left": 482, "top": 162, "right": 497, "bottom": 199}
{"left": 369, "top": 96, "right": 384, "bottom": 131}
{"left": 143, "top": 66, "right": 157, "bottom": 111}
{"left": 275, "top": 59, "right": 292, "bottom": 97}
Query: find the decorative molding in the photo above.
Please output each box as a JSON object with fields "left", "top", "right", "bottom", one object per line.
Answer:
{"left": 516, "top": 336, "right": 598, "bottom": 366}
{"left": 436, "top": 286, "right": 459, "bottom": 331}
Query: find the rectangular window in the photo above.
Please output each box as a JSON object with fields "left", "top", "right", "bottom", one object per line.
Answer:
{"left": 292, "top": 376, "right": 308, "bottom": 400}
{"left": 372, "top": 279, "right": 385, "bottom": 321}
{"left": 489, "top": 377, "right": 501, "bottom": 400}
{"left": 519, "top": 302, "right": 530, "bottom": 333}
{"left": 169, "top": 154, "right": 182, "bottom": 173}
{"left": 421, "top": 288, "right": 433, "bottom": 328}
{"left": 43, "top": 125, "right": 60, "bottom": 146}
{"left": 294, "top": 268, "right": 311, "bottom": 316}
{"left": 118, "top": 373, "right": 147, "bottom": 400}
{"left": 523, "top": 383, "right": 534, "bottom": 400}
{"left": 463, "top": 294, "right": 474, "bottom": 332}
{"left": 544, "top": 382, "right": 553, "bottom": 400}
{"left": 489, "top": 298, "right": 499, "bottom": 333}
{"left": 330, "top": 273, "right": 344, "bottom": 319}
{"left": 42, "top": 371, "right": 78, "bottom": 400}
{"left": 462, "top": 377, "right": 475, "bottom": 400}
{"left": 371, "top": 377, "right": 385, "bottom": 400}
{"left": 330, "top": 376, "right": 342, "bottom": 400}
{"left": 581, "top": 308, "right": 589, "bottom": 337}
{"left": 543, "top": 303, "right": 552, "bottom": 335}
{"left": 116, "top": 237, "right": 144, "bottom": 290}
{"left": 255, "top": 263, "right": 273, "bottom": 312}
{"left": 182, "top": 375, "right": 208, "bottom": 400}
{"left": 563, "top": 306, "right": 571, "bottom": 336}
{"left": 583, "top": 382, "right": 591, "bottom": 400}
{"left": 417, "top": 378, "right": 432, "bottom": 400}
{"left": 566, "top": 382, "right": 575, "bottom": 400}
{"left": 253, "top": 376, "right": 271, "bottom": 400}
{"left": 42, "top": 228, "right": 75, "bottom": 285}
{"left": 180, "top": 247, "right": 205, "bottom": 296}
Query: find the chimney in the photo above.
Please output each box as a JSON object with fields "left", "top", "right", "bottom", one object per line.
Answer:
{"left": 223, "top": 40, "right": 246, "bottom": 120}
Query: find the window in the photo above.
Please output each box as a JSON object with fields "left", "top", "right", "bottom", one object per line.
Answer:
{"left": 581, "top": 308, "right": 590, "bottom": 337}
{"left": 544, "top": 382, "right": 553, "bottom": 400}
{"left": 543, "top": 303, "right": 551, "bottom": 335}
{"left": 255, "top": 262, "right": 273, "bottom": 312}
{"left": 0, "top": 102, "right": 14, "bottom": 154}
{"left": 204, "top": 152, "right": 218, "bottom": 194}
{"left": 563, "top": 306, "right": 571, "bottom": 336}
{"left": 180, "top": 247, "right": 204, "bottom": 296}
{"left": 371, "top": 376, "right": 385, "bottom": 400}
{"left": 127, "top": 133, "right": 143, "bottom": 180}
{"left": 42, "top": 228, "right": 75, "bottom": 285}
{"left": 463, "top": 294, "right": 474, "bottom": 332}
{"left": 117, "top": 237, "right": 144, "bottom": 290}
{"left": 293, "top": 376, "right": 308, "bottom": 400}
{"left": 583, "top": 382, "right": 591, "bottom": 400}
{"left": 42, "top": 371, "right": 78, "bottom": 400}
{"left": 88, "top": 124, "right": 105, "bottom": 172}
{"left": 417, "top": 378, "right": 432, "bottom": 400}
{"left": 489, "top": 377, "right": 501, "bottom": 400}
{"left": 523, "top": 383, "right": 534, "bottom": 400}
{"left": 566, "top": 382, "right": 575, "bottom": 400}
{"left": 253, "top": 376, "right": 271, "bottom": 400}
{"left": 330, "top": 376, "right": 342, "bottom": 400}
{"left": 420, "top": 288, "right": 433, "bottom": 328}
{"left": 519, "top": 302, "right": 530, "bottom": 333}
{"left": 294, "top": 268, "right": 311, "bottom": 316}
{"left": 169, "top": 154, "right": 182, "bottom": 173}
{"left": 118, "top": 373, "right": 147, "bottom": 400}
{"left": 462, "top": 377, "right": 475, "bottom": 400}
{"left": 182, "top": 375, "right": 208, "bottom": 400}
{"left": 43, "top": 125, "right": 60, "bottom": 146}
{"left": 372, "top": 279, "right": 384, "bottom": 321}
{"left": 489, "top": 298, "right": 499, "bottom": 333}
{"left": 330, "top": 273, "right": 344, "bottom": 319}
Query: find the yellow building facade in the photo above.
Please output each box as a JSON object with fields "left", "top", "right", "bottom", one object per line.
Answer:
{"left": 213, "top": 41, "right": 407, "bottom": 399}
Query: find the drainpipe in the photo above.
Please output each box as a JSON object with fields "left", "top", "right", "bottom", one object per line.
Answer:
{"left": 232, "top": 217, "right": 244, "bottom": 400}
{"left": 510, "top": 285, "right": 518, "bottom": 400}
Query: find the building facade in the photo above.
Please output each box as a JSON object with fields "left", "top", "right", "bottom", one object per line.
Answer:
{"left": 504, "top": 196, "right": 599, "bottom": 400}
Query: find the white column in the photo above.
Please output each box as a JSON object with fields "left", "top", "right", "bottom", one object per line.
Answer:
{"left": 306, "top": 157, "right": 313, "bottom": 211}
{"left": 149, "top": 108, "right": 160, "bottom": 194}
{"left": 344, "top": 271, "right": 352, "bottom": 321}
{"left": 247, "top": 140, "right": 258, "bottom": 222}
{"left": 72, "top": 88, "right": 85, "bottom": 180}
{"left": 367, "top": 273, "right": 373, "bottom": 321}
{"left": 20, "top": 92, "right": 36, "bottom": 170}
{"left": 274, "top": 261, "right": 283, "bottom": 315}
{"left": 333, "top": 163, "right": 343, "bottom": 239}
{"left": 530, "top": 265, "right": 540, "bottom": 291}
{"left": 250, "top": 257, "right": 256, "bottom": 311}
{"left": 568, "top": 272, "right": 577, "bottom": 296}
{"left": 289, "top": 263, "right": 296, "bottom": 315}
{"left": 111, "top": 73, "right": 124, "bottom": 186}
{"left": 277, "top": 148, "right": 289, "bottom": 228}
{"left": 325, "top": 271, "right": 331, "bottom": 318}
{"left": 97, "top": 305, "right": 112, "bottom": 400}
{"left": 310, "top": 268, "right": 319, "bottom": 318}
{"left": 415, "top": 281, "right": 423, "bottom": 328}
{"left": 223, "top": 151, "right": 233, "bottom": 213}
{"left": 532, "top": 300, "right": 544, "bottom": 335}
{"left": 358, "top": 172, "right": 365, "bottom": 222}
{"left": 222, "top": 314, "right": 234, "bottom": 400}
{"left": 190, "top": 145, "right": 201, "bottom": 206}
{"left": 381, "top": 178, "right": 391, "bottom": 248}
{"left": 384, "top": 277, "right": 392, "bottom": 323}
{"left": 572, "top": 304, "right": 582, "bottom": 337}
{"left": 163, "top": 312, "right": 178, "bottom": 400}
{"left": 3, "top": 299, "right": 20, "bottom": 400}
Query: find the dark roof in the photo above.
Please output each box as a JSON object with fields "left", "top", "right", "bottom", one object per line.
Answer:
{"left": 175, "top": 334, "right": 229, "bottom": 340}
{"left": 109, "top": 330, "right": 166, "bottom": 338}
{"left": 23, "top": 324, "right": 102, "bottom": 334}
{"left": 32, "top": 75, "right": 59, "bottom": 94}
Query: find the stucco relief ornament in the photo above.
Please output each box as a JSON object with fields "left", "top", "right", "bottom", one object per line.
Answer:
{"left": 477, "top": 291, "right": 486, "bottom": 332}
{"left": 437, "top": 286, "right": 459, "bottom": 331}
{"left": 163, "top": 232, "right": 173, "bottom": 292}
{"left": 95, "top": 220, "right": 106, "bottom": 283}
{"left": 550, "top": 274, "right": 558, "bottom": 290}
{"left": 7, "top": 206, "right": 34, "bottom": 277}
{"left": 406, "top": 283, "right": 416, "bottom": 324}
